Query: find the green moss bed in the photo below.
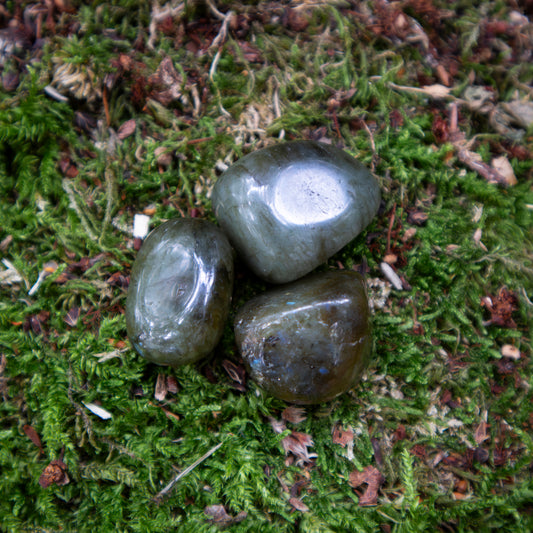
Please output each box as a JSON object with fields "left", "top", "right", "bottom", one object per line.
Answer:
{"left": 1, "top": 1, "right": 532, "bottom": 531}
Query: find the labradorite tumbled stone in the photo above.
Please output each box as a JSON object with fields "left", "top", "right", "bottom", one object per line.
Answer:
{"left": 212, "top": 141, "right": 380, "bottom": 284}
{"left": 234, "top": 271, "right": 372, "bottom": 404}
{"left": 126, "top": 218, "right": 234, "bottom": 367}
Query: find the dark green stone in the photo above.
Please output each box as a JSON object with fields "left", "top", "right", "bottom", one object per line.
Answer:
{"left": 234, "top": 271, "right": 372, "bottom": 404}
{"left": 126, "top": 218, "right": 234, "bottom": 367}
{"left": 212, "top": 141, "right": 380, "bottom": 283}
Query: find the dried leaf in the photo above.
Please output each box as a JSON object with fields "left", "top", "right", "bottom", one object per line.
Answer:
{"left": 204, "top": 504, "right": 247, "bottom": 525}
{"left": 106, "top": 271, "right": 129, "bottom": 287}
{"left": 289, "top": 497, "right": 309, "bottom": 512}
{"left": 39, "top": 460, "right": 69, "bottom": 488}
{"left": 491, "top": 156, "right": 517, "bottom": 186}
{"left": 205, "top": 505, "right": 231, "bottom": 524}
{"left": 348, "top": 465, "right": 385, "bottom": 506}
{"left": 64, "top": 306, "right": 80, "bottom": 327}
{"left": 149, "top": 57, "right": 183, "bottom": 106}
{"left": 332, "top": 425, "right": 354, "bottom": 447}
{"left": 281, "top": 432, "right": 317, "bottom": 465}
{"left": 502, "top": 100, "right": 533, "bottom": 129}
{"left": 282, "top": 406, "right": 306, "bottom": 424}
{"left": 268, "top": 416, "right": 287, "bottom": 434}
{"left": 155, "top": 373, "right": 168, "bottom": 401}
{"left": 23, "top": 424, "right": 43, "bottom": 451}
{"left": 463, "top": 86, "right": 495, "bottom": 112}
{"left": 407, "top": 210, "right": 428, "bottom": 226}
{"left": 23, "top": 311, "right": 50, "bottom": 335}
{"left": 117, "top": 119, "right": 136, "bottom": 139}
{"left": 480, "top": 287, "right": 519, "bottom": 328}
{"left": 167, "top": 375, "right": 179, "bottom": 394}
{"left": 474, "top": 421, "right": 490, "bottom": 445}
{"left": 222, "top": 359, "right": 246, "bottom": 392}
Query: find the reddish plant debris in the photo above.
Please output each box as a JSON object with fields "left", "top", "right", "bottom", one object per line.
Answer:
{"left": 332, "top": 424, "right": 354, "bottom": 447}
{"left": 39, "top": 459, "right": 70, "bottom": 488}
{"left": 222, "top": 359, "right": 246, "bottom": 392}
{"left": 281, "top": 431, "right": 317, "bottom": 466}
{"left": 348, "top": 465, "right": 385, "bottom": 507}
{"left": 23, "top": 310, "right": 50, "bottom": 336}
{"left": 393, "top": 424, "right": 407, "bottom": 442}
{"left": 281, "top": 406, "right": 306, "bottom": 425}
{"left": 480, "top": 287, "right": 519, "bottom": 328}
{"left": 238, "top": 40, "right": 262, "bottom": 63}
{"left": 407, "top": 209, "right": 428, "bottom": 226}
{"left": 23, "top": 424, "right": 43, "bottom": 453}
{"left": 432, "top": 111, "right": 449, "bottom": 143}
{"left": 67, "top": 254, "right": 106, "bottom": 274}
{"left": 282, "top": 8, "right": 309, "bottom": 32}
{"left": 289, "top": 497, "right": 309, "bottom": 512}
{"left": 204, "top": 504, "right": 247, "bottom": 526}
{"left": 289, "top": 475, "right": 310, "bottom": 498}
{"left": 58, "top": 156, "right": 79, "bottom": 178}
{"left": 148, "top": 401, "right": 180, "bottom": 422}
{"left": 440, "top": 389, "right": 460, "bottom": 409}
{"left": 63, "top": 306, "right": 80, "bottom": 327}
{"left": 389, "top": 109, "right": 404, "bottom": 129}
{"left": 371, "top": 438, "right": 384, "bottom": 467}
{"left": 474, "top": 421, "right": 490, "bottom": 446}
{"left": 410, "top": 444, "right": 427, "bottom": 459}
{"left": 268, "top": 416, "right": 287, "bottom": 435}
{"left": 117, "top": 119, "right": 136, "bottom": 139}
{"left": 106, "top": 271, "right": 129, "bottom": 288}
{"left": 166, "top": 375, "right": 178, "bottom": 394}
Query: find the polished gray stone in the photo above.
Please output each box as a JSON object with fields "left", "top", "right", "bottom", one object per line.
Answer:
{"left": 126, "top": 218, "right": 234, "bottom": 367}
{"left": 212, "top": 141, "right": 380, "bottom": 283}
{"left": 234, "top": 271, "right": 372, "bottom": 404}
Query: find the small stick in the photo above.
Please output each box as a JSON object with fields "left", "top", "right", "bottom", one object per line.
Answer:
{"left": 154, "top": 442, "right": 223, "bottom": 500}
{"left": 361, "top": 119, "right": 377, "bottom": 172}
{"left": 186, "top": 136, "right": 214, "bottom": 145}
{"left": 103, "top": 85, "right": 110, "bottom": 127}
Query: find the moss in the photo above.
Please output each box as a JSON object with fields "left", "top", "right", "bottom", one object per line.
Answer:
{"left": 1, "top": 1, "right": 532, "bottom": 531}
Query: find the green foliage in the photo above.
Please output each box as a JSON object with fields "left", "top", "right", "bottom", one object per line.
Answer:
{"left": 1, "top": 1, "right": 532, "bottom": 532}
{"left": 0, "top": 72, "right": 73, "bottom": 200}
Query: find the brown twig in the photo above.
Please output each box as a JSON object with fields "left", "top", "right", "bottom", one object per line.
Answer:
{"left": 448, "top": 103, "right": 512, "bottom": 187}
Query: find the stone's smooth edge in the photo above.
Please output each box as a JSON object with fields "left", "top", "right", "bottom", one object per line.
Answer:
{"left": 234, "top": 270, "right": 372, "bottom": 404}
{"left": 211, "top": 140, "right": 381, "bottom": 284}
{"left": 126, "top": 218, "right": 234, "bottom": 367}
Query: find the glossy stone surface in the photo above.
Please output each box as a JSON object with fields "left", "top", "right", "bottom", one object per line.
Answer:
{"left": 212, "top": 141, "right": 380, "bottom": 283}
{"left": 234, "top": 271, "right": 372, "bottom": 404}
{"left": 126, "top": 218, "right": 234, "bottom": 367}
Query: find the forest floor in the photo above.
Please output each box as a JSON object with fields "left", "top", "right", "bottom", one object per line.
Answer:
{"left": 1, "top": 1, "right": 532, "bottom": 531}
